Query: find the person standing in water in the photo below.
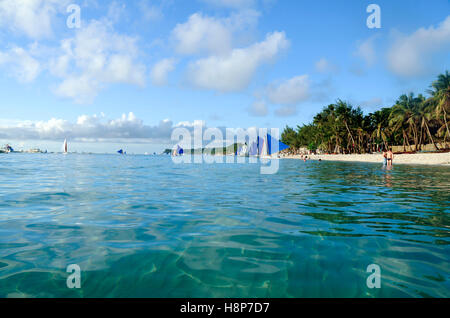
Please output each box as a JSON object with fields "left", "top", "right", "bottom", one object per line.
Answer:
{"left": 387, "top": 148, "right": 394, "bottom": 166}
{"left": 382, "top": 148, "right": 388, "bottom": 166}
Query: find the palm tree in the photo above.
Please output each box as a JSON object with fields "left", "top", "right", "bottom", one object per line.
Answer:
{"left": 334, "top": 100, "right": 358, "bottom": 153}
{"left": 428, "top": 71, "right": 450, "bottom": 145}
{"left": 281, "top": 126, "right": 299, "bottom": 150}
{"left": 314, "top": 105, "right": 342, "bottom": 153}
{"left": 370, "top": 108, "right": 391, "bottom": 151}
{"left": 389, "top": 93, "right": 423, "bottom": 151}
{"left": 419, "top": 99, "right": 440, "bottom": 150}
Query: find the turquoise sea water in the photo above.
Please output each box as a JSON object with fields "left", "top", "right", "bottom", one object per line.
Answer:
{"left": 0, "top": 153, "right": 448, "bottom": 298}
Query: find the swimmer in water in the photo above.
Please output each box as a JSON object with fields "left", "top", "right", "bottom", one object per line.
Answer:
{"left": 382, "top": 148, "right": 387, "bottom": 166}
{"left": 387, "top": 147, "right": 394, "bottom": 166}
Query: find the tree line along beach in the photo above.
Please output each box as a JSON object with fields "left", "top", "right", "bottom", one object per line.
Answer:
{"left": 279, "top": 71, "right": 450, "bottom": 166}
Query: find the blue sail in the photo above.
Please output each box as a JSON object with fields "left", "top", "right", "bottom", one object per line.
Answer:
{"left": 248, "top": 141, "right": 258, "bottom": 156}
{"left": 267, "top": 134, "right": 289, "bottom": 155}
{"left": 117, "top": 149, "right": 124, "bottom": 154}
{"left": 248, "top": 134, "right": 289, "bottom": 156}
{"left": 257, "top": 136, "right": 265, "bottom": 155}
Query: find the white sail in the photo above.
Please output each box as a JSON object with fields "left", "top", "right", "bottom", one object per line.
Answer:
{"left": 238, "top": 144, "right": 248, "bottom": 156}
{"left": 261, "top": 134, "right": 268, "bottom": 157}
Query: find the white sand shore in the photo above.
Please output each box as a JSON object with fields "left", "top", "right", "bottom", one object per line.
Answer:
{"left": 283, "top": 152, "right": 450, "bottom": 166}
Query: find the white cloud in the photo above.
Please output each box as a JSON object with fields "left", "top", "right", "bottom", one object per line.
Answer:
{"left": 172, "top": 13, "right": 233, "bottom": 56}
{"left": 175, "top": 120, "right": 206, "bottom": 128}
{"left": 50, "top": 20, "right": 146, "bottom": 103}
{"left": 0, "top": 46, "right": 41, "bottom": 82}
{"left": 106, "top": 55, "right": 145, "bottom": 84}
{"left": 187, "top": 31, "right": 289, "bottom": 92}
{"left": 259, "top": 74, "right": 332, "bottom": 117}
{"left": 355, "top": 36, "right": 377, "bottom": 66}
{"left": 53, "top": 75, "right": 101, "bottom": 104}
{"left": 171, "top": 11, "right": 260, "bottom": 56}
{"left": 267, "top": 75, "right": 310, "bottom": 105}
{"left": 0, "top": 0, "right": 68, "bottom": 39}
{"left": 0, "top": 113, "right": 189, "bottom": 142}
{"left": 247, "top": 100, "right": 268, "bottom": 117}
{"left": 387, "top": 15, "right": 450, "bottom": 77}
{"left": 150, "top": 58, "right": 177, "bottom": 86}
{"left": 315, "top": 58, "right": 338, "bottom": 74}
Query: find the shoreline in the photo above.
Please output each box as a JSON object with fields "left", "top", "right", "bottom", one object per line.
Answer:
{"left": 282, "top": 152, "right": 450, "bottom": 166}
{"left": 2, "top": 150, "right": 450, "bottom": 166}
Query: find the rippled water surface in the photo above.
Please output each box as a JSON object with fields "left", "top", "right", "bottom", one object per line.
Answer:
{"left": 0, "top": 153, "right": 449, "bottom": 298}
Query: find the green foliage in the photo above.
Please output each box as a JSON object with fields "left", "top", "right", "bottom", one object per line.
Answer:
{"left": 307, "top": 142, "right": 317, "bottom": 151}
{"left": 281, "top": 71, "right": 450, "bottom": 153}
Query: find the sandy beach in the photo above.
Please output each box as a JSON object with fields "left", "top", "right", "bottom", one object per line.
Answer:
{"left": 283, "top": 152, "right": 450, "bottom": 166}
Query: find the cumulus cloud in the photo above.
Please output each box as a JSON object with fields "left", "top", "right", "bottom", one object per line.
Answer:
{"left": 267, "top": 75, "right": 310, "bottom": 105}
{"left": 0, "top": 113, "right": 183, "bottom": 142}
{"left": 50, "top": 20, "right": 146, "bottom": 103}
{"left": 0, "top": 0, "right": 68, "bottom": 39}
{"left": 187, "top": 31, "right": 289, "bottom": 92}
{"left": 175, "top": 120, "right": 206, "bottom": 128}
{"left": 387, "top": 15, "right": 450, "bottom": 78}
{"left": 0, "top": 46, "right": 41, "bottom": 82}
{"left": 172, "top": 13, "right": 232, "bottom": 55}
{"left": 259, "top": 74, "right": 333, "bottom": 117}
{"left": 150, "top": 58, "right": 177, "bottom": 86}
{"left": 171, "top": 11, "right": 260, "bottom": 56}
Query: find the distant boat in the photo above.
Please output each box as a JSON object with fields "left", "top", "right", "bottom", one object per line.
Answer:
{"left": 248, "top": 133, "right": 289, "bottom": 157}
{"left": 63, "top": 139, "right": 68, "bottom": 154}
{"left": 172, "top": 145, "right": 184, "bottom": 156}
{"left": 29, "top": 148, "right": 43, "bottom": 153}
{"left": 117, "top": 149, "right": 126, "bottom": 155}
{"left": 3, "top": 144, "right": 14, "bottom": 153}
{"left": 236, "top": 143, "right": 249, "bottom": 157}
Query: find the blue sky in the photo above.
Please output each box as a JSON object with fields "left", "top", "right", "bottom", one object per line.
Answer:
{"left": 0, "top": 0, "right": 449, "bottom": 153}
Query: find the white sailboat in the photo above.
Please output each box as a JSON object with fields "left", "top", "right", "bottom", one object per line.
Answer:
{"left": 260, "top": 134, "right": 270, "bottom": 158}
{"left": 63, "top": 139, "right": 68, "bottom": 154}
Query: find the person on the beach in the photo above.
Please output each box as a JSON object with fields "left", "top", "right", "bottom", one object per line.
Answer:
{"left": 387, "top": 148, "right": 394, "bottom": 166}
{"left": 382, "top": 148, "right": 388, "bottom": 166}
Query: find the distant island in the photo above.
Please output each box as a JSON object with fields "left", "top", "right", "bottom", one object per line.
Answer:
{"left": 164, "top": 143, "right": 241, "bottom": 156}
